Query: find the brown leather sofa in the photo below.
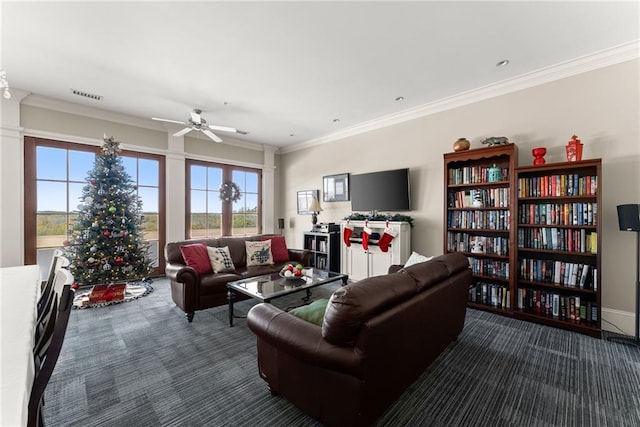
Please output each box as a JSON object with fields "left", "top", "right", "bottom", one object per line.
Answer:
{"left": 247, "top": 252, "right": 471, "bottom": 427}
{"left": 165, "top": 235, "right": 311, "bottom": 322}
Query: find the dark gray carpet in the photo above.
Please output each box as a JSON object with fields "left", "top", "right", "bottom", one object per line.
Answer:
{"left": 45, "top": 278, "right": 640, "bottom": 427}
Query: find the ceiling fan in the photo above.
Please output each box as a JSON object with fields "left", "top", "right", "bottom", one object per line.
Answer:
{"left": 152, "top": 109, "right": 248, "bottom": 142}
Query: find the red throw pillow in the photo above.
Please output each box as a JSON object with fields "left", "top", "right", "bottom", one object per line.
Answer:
{"left": 262, "top": 235, "right": 289, "bottom": 263}
{"left": 179, "top": 243, "right": 213, "bottom": 274}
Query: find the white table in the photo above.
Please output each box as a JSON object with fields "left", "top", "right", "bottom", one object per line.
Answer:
{"left": 0, "top": 265, "right": 40, "bottom": 427}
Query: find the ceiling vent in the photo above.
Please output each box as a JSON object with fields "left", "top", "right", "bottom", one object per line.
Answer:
{"left": 70, "top": 88, "right": 103, "bottom": 101}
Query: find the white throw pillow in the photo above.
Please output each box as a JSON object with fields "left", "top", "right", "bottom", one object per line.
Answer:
{"left": 404, "top": 251, "right": 434, "bottom": 268}
{"left": 245, "top": 240, "right": 274, "bottom": 266}
{"left": 207, "top": 246, "right": 236, "bottom": 273}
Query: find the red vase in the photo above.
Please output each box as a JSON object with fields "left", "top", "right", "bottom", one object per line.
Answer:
{"left": 532, "top": 147, "right": 546, "bottom": 165}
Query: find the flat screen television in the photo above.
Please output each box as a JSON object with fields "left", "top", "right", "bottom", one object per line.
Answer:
{"left": 350, "top": 168, "right": 411, "bottom": 212}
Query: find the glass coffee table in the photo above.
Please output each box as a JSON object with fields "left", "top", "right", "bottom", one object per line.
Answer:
{"left": 226, "top": 268, "right": 348, "bottom": 326}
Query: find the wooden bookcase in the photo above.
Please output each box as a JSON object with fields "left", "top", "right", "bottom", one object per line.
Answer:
{"left": 303, "top": 231, "right": 341, "bottom": 272}
{"left": 514, "top": 159, "right": 602, "bottom": 338}
{"left": 443, "top": 144, "right": 518, "bottom": 315}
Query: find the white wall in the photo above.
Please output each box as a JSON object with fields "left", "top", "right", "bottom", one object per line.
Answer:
{"left": 279, "top": 59, "right": 640, "bottom": 335}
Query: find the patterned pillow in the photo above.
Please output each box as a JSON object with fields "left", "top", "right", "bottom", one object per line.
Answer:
{"left": 245, "top": 240, "right": 274, "bottom": 266}
{"left": 207, "top": 246, "right": 236, "bottom": 273}
{"left": 179, "top": 243, "right": 213, "bottom": 274}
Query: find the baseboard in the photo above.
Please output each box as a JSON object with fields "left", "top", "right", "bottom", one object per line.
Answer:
{"left": 601, "top": 307, "right": 636, "bottom": 336}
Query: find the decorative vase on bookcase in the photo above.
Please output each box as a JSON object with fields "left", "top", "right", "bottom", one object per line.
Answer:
{"left": 514, "top": 158, "right": 602, "bottom": 338}
{"left": 443, "top": 143, "right": 518, "bottom": 314}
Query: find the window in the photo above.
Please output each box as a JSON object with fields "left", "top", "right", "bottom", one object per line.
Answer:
{"left": 24, "top": 137, "right": 166, "bottom": 278}
{"left": 186, "top": 160, "right": 261, "bottom": 238}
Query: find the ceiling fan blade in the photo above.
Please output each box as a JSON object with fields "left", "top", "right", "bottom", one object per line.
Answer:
{"left": 190, "top": 110, "right": 202, "bottom": 124}
{"left": 152, "top": 117, "right": 186, "bottom": 125}
{"left": 208, "top": 125, "right": 237, "bottom": 133}
{"left": 209, "top": 125, "right": 249, "bottom": 135}
{"left": 202, "top": 129, "right": 222, "bottom": 142}
{"left": 173, "top": 127, "right": 192, "bottom": 137}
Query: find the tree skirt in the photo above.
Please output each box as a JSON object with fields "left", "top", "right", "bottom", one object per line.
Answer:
{"left": 73, "top": 281, "right": 154, "bottom": 309}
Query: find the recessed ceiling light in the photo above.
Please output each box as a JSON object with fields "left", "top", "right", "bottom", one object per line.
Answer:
{"left": 395, "top": 96, "right": 405, "bottom": 101}
{"left": 333, "top": 118, "right": 340, "bottom": 123}
{"left": 496, "top": 59, "right": 510, "bottom": 68}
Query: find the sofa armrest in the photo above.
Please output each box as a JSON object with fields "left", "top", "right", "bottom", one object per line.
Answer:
{"left": 247, "top": 303, "right": 362, "bottom": 377}
{"left": 287, "top": 249, "right": 312, "bottom": 266}
{"left": 165, "top": 262, "right": 198, "bottom": 285}
{"left": 388, "top": 264, "right": 404, "bottom": 274}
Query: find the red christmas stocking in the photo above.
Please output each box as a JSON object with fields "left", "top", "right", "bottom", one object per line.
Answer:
{"left": 361, "top": 222, "right": 373, "bottom": 251}
{"left": 343, "top": 221, "right": 354, "bottom": 247}
{"left": 378, "top": 222, "right": 397, "bottom": 252}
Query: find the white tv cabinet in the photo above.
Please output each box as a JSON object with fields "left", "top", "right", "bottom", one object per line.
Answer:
{"left": 340, "top": 220, "right": 411, "bottom": 281}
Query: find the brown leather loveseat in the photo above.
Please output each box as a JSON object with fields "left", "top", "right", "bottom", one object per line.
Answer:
{"left": 165, "top": 235, "right": 310, "bottom": 322}
{"left": 247, "top": 252, "right": 471, "bottom": 426}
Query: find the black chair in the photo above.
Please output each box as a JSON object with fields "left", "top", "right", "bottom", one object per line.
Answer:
{"left": 28, "top": 272, "right": 75, "bottom": 427}
{"left": 34, "top": 266, "right": 71, "bottom": 348}
{"left": 36, "top": 251, "right": 70, "bottom": 319}
{"left": 36, "top": 252, "right": 61, "bottom": 319}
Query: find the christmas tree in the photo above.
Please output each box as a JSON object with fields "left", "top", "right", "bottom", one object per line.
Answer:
{"left": 64, "top": 136, "right": 153, "bottom": 285}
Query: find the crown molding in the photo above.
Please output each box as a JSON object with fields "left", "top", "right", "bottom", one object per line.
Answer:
{"left": 20, "top": 94, "right": 275, "bottom": 153}
{"left": 280, "top": 40, "right": 640, "bottom": 154}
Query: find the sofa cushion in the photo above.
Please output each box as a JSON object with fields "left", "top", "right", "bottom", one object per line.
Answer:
{"left": 246, "top": 240, "right": 274, "bottom": 266}
{"left": 402, "top": 253, "right": 470, "bottom": 292}
{"left": 207, "top": 246, "right": 236, "bottom": 273}
{"left": 262, "top": 235, "right": 289, "bottom": 263}
{"left": 289, "top": 298, "right": 329, "bottom": 326}
{"left": 322, "top": 272, "right": 417, "bottom": 346}
{"left": 179, "top": 243, "right": 213, "bottom": 274}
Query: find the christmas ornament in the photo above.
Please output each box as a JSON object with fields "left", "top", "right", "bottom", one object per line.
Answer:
{"left": 103, "top": 263, "right": 112, "bottom": 270}
{"left": 104, "top": 231, "right": 111, "bottom": 237}
{"left": 92, "top": 222, "right": 99, "bottom": 228}
{"left": 109, "top": 206, "right": 117, "bottom": 213}
{"left": 87, "top": 257, "right": 96, "bottom": 263}
{"left": 90, "top": 246, "right": 97, "bottom": 252}
{"left": 115, "top": 257, "right": 124, "bottom": 264}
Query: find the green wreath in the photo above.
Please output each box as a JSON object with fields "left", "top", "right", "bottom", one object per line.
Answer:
{"left": 219, "top": 181, "right": 242, "bottom": 203}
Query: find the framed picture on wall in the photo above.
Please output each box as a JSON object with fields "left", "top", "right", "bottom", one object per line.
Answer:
{"left": 297, "top": 190, "right": 320, "bottom": 214}
{"left": 323, "top": 173, "right": 349, "bottom": 202}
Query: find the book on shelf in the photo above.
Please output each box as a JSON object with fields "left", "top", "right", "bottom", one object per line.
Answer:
{"left": 518, "top": 287, "right": 597, "bottom": 324}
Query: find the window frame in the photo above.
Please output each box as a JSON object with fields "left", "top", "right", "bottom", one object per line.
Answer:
{"left": 185, "top": 159, "right": 262, "bottom": 238}
{"left": 24, "top": 136, "right": 166, "bottom": 277}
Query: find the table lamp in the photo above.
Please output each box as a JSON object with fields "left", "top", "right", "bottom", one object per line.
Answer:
{"left": 309, "top": 197, "right": 323, "bottom": 227}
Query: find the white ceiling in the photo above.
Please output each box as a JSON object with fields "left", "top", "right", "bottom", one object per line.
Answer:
{"left": 2, "top": 1, "right": 639, "bottom": 149}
